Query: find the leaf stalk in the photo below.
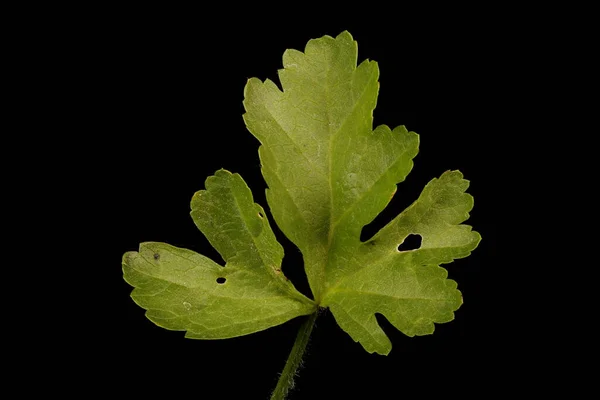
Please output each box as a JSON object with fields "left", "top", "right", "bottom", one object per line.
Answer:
{"left": 270, "top": 311, "right": 318, "bottom": 400}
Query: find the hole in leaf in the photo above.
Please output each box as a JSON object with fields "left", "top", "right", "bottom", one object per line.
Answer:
{"left": 397, "top": 234, "right": 422, "bottom": 252}
{"left": 258, "top": 212, "right": 264, "bottom": 219}
{"left": 153, "top": 253, "right": 160, "bottom": 260}
{"left": 216, "top": 277, "right": 226, "bottom": 284}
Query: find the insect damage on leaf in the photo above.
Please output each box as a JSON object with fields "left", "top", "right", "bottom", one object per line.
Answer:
{"left": 243, "top": 31, "right": 481, "bottom": 354}
{"left": 122, "top": 170, "right": 316, "bottom": 339}
{"left": 123, "top": 31, "right": 480, "bottom": 356}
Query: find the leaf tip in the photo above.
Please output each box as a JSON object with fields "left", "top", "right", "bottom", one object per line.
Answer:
{"left": 471, "top": 230, "right": 483, "bottom": 246}
{"left": 215, "top": 168, "right": 233, "bottom": 177}
{"left": 373, "top": 348, "right": 392, "bottom": 356}
{"left": 243, "top": 77, "right": 264, "bottom": 100}
{"left": 122, "top": 250, "right": 136, "bottom": 264}
{"left": 441, "top": 169, "right": 465, "bottom": 180}
{"left": 336, "top": 30, "right": 354, "bottom": 42}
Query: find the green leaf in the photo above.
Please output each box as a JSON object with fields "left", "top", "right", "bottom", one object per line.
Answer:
{"left": 123, "top": 170, "right": 315, "bottom": 339}
{"left": 320, "top": 170, "right": 480, "bottom": 354}
{"left": 123, "top": 31, "right": 480, "bottom": 356}
{"left": 243, "top": 31, "right": 481, "bottom": 354}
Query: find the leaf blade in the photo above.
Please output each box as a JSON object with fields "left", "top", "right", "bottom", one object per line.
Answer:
{"left": 321, "top": 171, "right": 480, "bottom": 354}
{"left": 243, "top": 31, "right": 421, "bottom": 302}
{"left": 243, "top": 31, "right": 481, "bottom": 354}
{"left": 122, "top": 170, "right": 315, "bottom": 339}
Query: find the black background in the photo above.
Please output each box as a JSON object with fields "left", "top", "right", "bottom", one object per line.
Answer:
{"left": 68, "top": 10, "right": 510, "bottom": 399}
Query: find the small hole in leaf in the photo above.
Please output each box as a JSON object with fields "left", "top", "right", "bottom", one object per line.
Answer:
{"left": 397, "top": 234, "right": 422, "bottom": 252}
{"left": 216, "top": 277, "right": 226, "bottom": 284}
{"left": 258, "top": 212, "right": 264, "bottom": 219}
{"left": 153, "top": 253, "right": 160, "bottom": 260}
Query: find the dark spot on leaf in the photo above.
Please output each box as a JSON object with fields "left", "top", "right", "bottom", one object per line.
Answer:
{"left": 397, "top": 234, "right": 422, "bottom": 252}
{"left": 153, "top": 253, "right": 160, "bottom": 260}
{"left": 368, "top": 240, "right": 377, "bottom": 246}
{"left": 216, "top": 277, "right": 226, "bottom": 284}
